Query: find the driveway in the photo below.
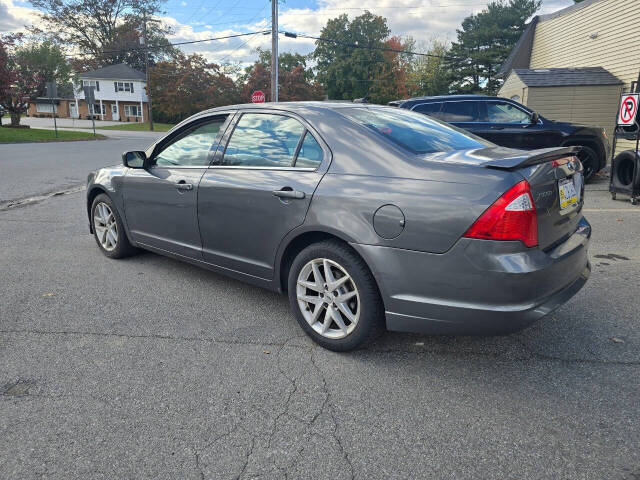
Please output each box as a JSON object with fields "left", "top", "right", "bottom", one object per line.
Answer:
{"left": 1, "top": 142, "right": 639, "bottom": 479}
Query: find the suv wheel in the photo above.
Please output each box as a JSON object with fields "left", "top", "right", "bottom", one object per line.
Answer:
{"left": 577, "top": 145, "right": 599, "bottom": 182}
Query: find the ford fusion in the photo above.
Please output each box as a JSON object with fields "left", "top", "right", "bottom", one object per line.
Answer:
{"left": 86, "top": 103, "right": 590, "bottom": 351}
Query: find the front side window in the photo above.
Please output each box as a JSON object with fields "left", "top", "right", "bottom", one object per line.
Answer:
{"left": 341, "top": 107, "right": 491, "bottom": 154}
{"left": 441, "top": 101, "right": 480, "bottom": 122}
{"left": 486, "top": 101, "right": 532, "bottom": 124}
{"left": 155, "top": 118, "right": 226, "bottom": 167}
{"left": 223, "top": 113, "right": 306, "bottom": 167}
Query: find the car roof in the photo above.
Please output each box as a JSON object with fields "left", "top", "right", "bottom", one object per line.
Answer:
{"left": 392, "top": 95, "right": 507, "bottom": 106}
{"left": 197, "top": 101, "right": 390, "bottom": 116}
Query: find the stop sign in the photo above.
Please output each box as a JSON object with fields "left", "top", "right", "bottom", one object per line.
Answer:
{"left": 251, "top": 90, "right": 266, "bottom": 103}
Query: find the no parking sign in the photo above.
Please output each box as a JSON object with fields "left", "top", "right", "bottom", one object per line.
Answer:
{"left": 618, "top": 93, "right": 639, "bottom": 126}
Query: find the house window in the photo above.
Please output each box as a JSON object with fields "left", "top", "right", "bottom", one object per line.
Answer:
{"left": 36, "top": 103, "right": 55, "bottom": 113}
{"left": 91, "top": 103, "right": 106, "bottom": 115}
{"left": 124, "top": 105, "right": 141, "bottom": 117}
{"left": 115, "top": 82, "right": 134, "bottom": 93}
{"left": 81, "top": 80, "right": 100, "bottom": 91}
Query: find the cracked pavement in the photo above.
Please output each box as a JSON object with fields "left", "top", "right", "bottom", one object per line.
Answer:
{"left": 1, "top": 140, "right": 639, "bottom": 479}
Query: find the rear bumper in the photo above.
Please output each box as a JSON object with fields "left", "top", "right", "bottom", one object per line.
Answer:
{"left": 352, "top": 217, "right": 591, "bottom": 335}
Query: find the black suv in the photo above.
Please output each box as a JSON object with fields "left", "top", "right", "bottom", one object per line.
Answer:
{"left": 390, "top": 95, "right": 610, "bottom": 180}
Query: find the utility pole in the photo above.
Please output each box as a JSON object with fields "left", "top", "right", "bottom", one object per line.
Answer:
{"left": 271, "top": 0, "right": 278, "bottom": 102}
{"left": 142, "top": 10, "right": 154, "bottom": 131}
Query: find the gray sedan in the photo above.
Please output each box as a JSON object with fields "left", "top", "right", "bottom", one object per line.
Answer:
{"left": 86, "top": 103, "right": 591, "bottom": 351}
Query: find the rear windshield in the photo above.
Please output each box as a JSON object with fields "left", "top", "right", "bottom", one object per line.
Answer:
{"left": 341, "top": 107, "right": 491, "bottom": 154}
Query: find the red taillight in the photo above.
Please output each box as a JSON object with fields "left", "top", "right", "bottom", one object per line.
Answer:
{"left": 464, "top": 180, "right": 538, "bottom": 247}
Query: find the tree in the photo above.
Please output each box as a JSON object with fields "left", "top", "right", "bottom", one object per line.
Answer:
{"left": 29, "top": 0, "right": 174, "bottom": 70}
{"left": 242, "top": 49, "right": 324, "bottom": 102}
{"left": 0, "top": 36, "right": 43, "bottom": 126}
{"left": 13, "top": 41, "right": 72, "bottom": 97}
{"left": 312, "top": 12, "right": 391, "bottom": 102}
{"left": 446, "top": 0, "right": 541, "bottom": 95}
{"left": 367, "top": 36, "right": 415, "bottom": 104}
{"left": 149, "top": 52, "right": 240, "bottom": 124}
{"left": 406, "top": 39, "right": 451, "bottom": 97}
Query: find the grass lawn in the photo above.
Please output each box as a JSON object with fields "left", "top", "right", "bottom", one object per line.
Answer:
{"left": 0, "top": 127, "right": 105, "bottom": 143}
{"left": 100, "top": 122, "right": 174, "bottom": 132}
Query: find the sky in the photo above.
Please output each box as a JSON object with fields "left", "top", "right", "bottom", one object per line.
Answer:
{"left": 1, "top": 0, "right": 575, "bottom": 66}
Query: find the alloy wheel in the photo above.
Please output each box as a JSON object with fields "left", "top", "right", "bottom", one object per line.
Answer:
{"left": 296, "top": 258, "right": 360, "bottom": 339}
{"left": 94, "top": 202, "right": 118, "bottom": 251}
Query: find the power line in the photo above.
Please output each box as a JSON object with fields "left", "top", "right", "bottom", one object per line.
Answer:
{"left": 65, "top": 30, "right": 270, "bottom": 58}
{"left": 280, "top": 2, "right": 488, "bottom": 13}
{"left": 286, "top": 32, "right": 453, "bottom": 60}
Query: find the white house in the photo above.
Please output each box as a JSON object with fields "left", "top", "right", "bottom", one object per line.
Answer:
{"left": 71, "top": 63, "right": 149, "bottom": 122}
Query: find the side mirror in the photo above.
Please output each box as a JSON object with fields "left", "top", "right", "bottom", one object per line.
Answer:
{"left": 530, "top": 112, "right": 539, "bottom": 124}
{"left": 122, "top": 151, "right": 146, "bottom": 168}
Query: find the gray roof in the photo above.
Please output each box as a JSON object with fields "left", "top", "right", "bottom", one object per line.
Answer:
{"left": 79, "top": 63, "right": 146, "bottom": 81}
{"left": 512, "top": 67, "right": 623, "bottom": 87}
{"left": 499, "top": 18, "right": 538, "bottom": 75}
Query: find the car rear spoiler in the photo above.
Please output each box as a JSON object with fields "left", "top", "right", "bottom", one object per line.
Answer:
{"left": 481, "top": 146, "right": 581, "bottom": 170}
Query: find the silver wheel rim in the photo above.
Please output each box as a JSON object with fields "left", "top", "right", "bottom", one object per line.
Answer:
{"left": 93, "top": 202, "right": 118, "bottom": 251}
{"left": 296, "top": 258, "right": 360, "bottom": 340}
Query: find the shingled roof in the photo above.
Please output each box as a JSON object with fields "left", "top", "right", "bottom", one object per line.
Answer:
{"left": 512, "top": 67, "right": 622, "bottom": 87}
{"left": 78, "top": 63, "right": 146, "bottom": 81}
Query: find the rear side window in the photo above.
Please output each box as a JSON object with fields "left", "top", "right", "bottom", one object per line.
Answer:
{"left": 223, "top": 113, "right": 304, "bottom": 167}
{"left": 341, "top": 107, "right": 490, "bottom": 154}
{"left": 441, "top": 101, "right": 480, "bottom": 122}
{"left": 412, "top": 102, "right": 443, "bottom": 118}
{"left": 295, "top": 132, "right": 323, "bottom": 168}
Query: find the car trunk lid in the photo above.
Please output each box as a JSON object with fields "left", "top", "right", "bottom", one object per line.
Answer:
{"left": 427, "top": 146, "right": 585, "bottom": 250}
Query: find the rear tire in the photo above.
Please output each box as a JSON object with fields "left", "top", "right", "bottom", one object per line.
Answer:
{"left": 287, "top": 240, "right": 385, "bottom": 351}
{"left": 91, "top": 193, "right": 137, "bottom": 259}
{"left": 576, "top": 145, "right": 599, "bottom": 182}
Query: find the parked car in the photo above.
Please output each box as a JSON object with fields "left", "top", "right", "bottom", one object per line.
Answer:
{"left": 389, "top": 95, "right": 610, "bottom": 181}
{"left": 86, "top": 103, "right": 590, "bottom": 351}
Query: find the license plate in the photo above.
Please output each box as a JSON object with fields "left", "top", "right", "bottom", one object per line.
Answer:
{"left": 559, "top": 177, "right": 579, "bottom": 210}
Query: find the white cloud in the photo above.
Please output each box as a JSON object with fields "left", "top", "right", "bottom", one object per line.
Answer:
{"left": 0, "top": 0, "right": 42, "bottom": 32}
{"left": 1, "top": 0, "right": 575, "bottom": 67}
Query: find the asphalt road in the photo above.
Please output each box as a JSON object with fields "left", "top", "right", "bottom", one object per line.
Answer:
{"left": 0, "top": 132, "right": 161, "bottom": 205}
{"left": 1, "top": 140, "right": 639, "bottom": 479}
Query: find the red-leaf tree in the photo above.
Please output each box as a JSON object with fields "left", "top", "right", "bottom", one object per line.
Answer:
{"left": 0, "top": 35, "right": 43, "bottom": 127}
{"left": 149, "top": 52, "right": 241, "bottom": 124}
{"left": 242, "top": 50, "right": 324, "bottom": 102}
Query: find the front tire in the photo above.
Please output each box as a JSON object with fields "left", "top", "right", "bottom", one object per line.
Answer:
{"left": 287, "top": 240, "right": 384, "bottom": 351}
{"left": 91, "top": 193, "right": 137, "bottom": 259}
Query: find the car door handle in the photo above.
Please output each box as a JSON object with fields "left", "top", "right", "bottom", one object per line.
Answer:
{"left": 273, "top": 188, "right": 305, "bottom": 199}
{"left": 490, "top": 126, "right": 506, "bottom": 130}
{"left": 175, "top": 182, "right": 193, "bottom": 191}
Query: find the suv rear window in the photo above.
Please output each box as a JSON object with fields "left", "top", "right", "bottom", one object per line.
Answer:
{"left": 341, "top": 107, "right": 490, "bottom": 154}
